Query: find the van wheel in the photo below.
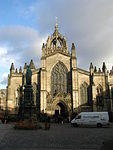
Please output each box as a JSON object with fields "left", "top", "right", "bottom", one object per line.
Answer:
{"left": 73, "top": 123, "right": 78, "bottom": 127}
{"left": 97, "top": 123, "right": 102, "bottom": 128}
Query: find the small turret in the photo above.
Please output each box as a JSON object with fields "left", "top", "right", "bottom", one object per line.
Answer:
{"left": 102, "top": 62, "right": 107, "bottom": 73}
{"left": 71, "top": 43, "right": 76, "bottom": 58}
{"left": 19, "top": 66, "right": 22, "bottom": 74}
{"left": 71, "top": 43, "right": 77, "bottom": 69}
{"left": 90, "top": 62, "right": 93, "bottom": 75}
{"left": 10, "top": 63, "right": 15, "bottom": 75}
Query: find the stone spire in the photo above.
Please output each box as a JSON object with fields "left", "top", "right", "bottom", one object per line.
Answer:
{"left": 102, "top": 62, "right": 107, "bottom": 73}
{"left": 42, "top": 43, "right": 45, "bottom": 57}
{"left": 71, "top": 43, "right": 76, "bottom": 58}
{"left": 53, "top": 17, "right": 59, "bottom": 49}
{"left": 19, "top": 66, "right": 22, "bottom": 74}
{"left": 23, "top": 63, "right": 27, "bottom": 75}
{"left": 90, "top": 62, "right": 93, "bottom": 75}
{"left": 94, "top": 66, "right": 97, "bottom": 72}
{"left": 24, "top": 63, "right": 27, "bottom": 69}
{"left": 15, "top": 68, "right": 18, "bottom": 74}
{"left": 98, "top": 68, "right": 101, "bottom": 73}
{"left": 10, "top": 63, "right": 15, "bottom": 74}
{"left": 55, "top": 17, "right": 58, "bottom": 33}
{"left": 29, "top": 59, "right": 35, "bottom": 70}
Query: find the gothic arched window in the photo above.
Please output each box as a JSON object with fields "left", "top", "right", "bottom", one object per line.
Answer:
{"left": 80, "top": 82, "right": 88, "bottom": 105}
{"left": 51, "top": 62, "right": 68, "bottom": 97}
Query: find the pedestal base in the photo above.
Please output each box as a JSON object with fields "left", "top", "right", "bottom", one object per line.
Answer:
{"left": 14, "top": 119, "right": 42, "bottom": 130}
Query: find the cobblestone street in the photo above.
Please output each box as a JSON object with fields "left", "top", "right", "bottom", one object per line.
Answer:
{"left": 0, "top": 123, "right": 113, "bottom": 150}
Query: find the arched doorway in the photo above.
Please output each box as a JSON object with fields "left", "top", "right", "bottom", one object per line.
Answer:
{"left": 54, "top": 101, "right": 68, "bottom": 118}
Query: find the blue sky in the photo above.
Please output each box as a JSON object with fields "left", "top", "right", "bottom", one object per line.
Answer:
{"left": 0, "top": 0, "right": 113, "bottom": 88}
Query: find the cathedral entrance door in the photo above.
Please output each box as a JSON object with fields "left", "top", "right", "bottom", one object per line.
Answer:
{"left": 55, "top": 101, "right": 68, "bottom": 118}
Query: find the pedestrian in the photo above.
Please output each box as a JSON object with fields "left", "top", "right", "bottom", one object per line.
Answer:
{"left": 45, "top": 116, "right": 50, "bottom": 130}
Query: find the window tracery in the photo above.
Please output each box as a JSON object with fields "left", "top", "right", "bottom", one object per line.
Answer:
{"left": 51, "top": 62, "right": 68, "bottom": 97}
{"left": 80, "top": 82, "right": 88, "bottom": 105}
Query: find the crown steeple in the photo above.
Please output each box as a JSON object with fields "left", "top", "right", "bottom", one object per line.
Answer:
{"left": 44, "top": 18, "right": 68, "bottom": 56}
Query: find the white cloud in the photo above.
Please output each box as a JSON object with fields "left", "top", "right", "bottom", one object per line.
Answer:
{"left": 0, "top": 72, "right": 8, "bottom": 88}
{"left": 0, "top": 47, "right": 7, "bottom": 56}
{"left": 0, "top": 26, "right": 46, "bottom": 68}
{"left": 0, "top": 25, "right": 47, "bottom": 88}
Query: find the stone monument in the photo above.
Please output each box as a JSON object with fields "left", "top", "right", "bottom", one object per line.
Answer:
{"left": 15, "top": 66, "right": 39, "bottom": 130}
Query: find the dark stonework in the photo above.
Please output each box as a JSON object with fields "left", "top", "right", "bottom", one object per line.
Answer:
{"left": 23, "top": 84, "right": 35, "bottom": 120}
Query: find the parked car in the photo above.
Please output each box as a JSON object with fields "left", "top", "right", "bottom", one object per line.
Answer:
{"left": 71, "top": 112, "right": 109, "bottom": 127}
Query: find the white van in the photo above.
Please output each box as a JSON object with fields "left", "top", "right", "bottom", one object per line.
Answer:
{"left": 71, "top": 112, "right": 109, "bottom": 127}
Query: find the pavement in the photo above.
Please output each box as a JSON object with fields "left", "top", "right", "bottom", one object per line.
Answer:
{"left": 100, "top": 140, "right": 113, "bottom": 150}
{"left": 0, "top": 123, "right": 113, "bottom": 150}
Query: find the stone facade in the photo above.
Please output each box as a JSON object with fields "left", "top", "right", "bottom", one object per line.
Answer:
{"left": 6, "top": 20, "right": 113, "bottom": 115}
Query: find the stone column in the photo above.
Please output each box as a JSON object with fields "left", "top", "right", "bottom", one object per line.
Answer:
{"left": 71, "top": 43, "right": 79, "bottom": 111}
{"left": 40, "top": 67, "right": 47, "bottom": 113}
{"left": 40, "top": 44, "right": 47, "bottom": 113}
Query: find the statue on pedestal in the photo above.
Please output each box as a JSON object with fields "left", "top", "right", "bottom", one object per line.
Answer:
{"left": 15, "top": 65, "right": 40, "bottom": 130}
